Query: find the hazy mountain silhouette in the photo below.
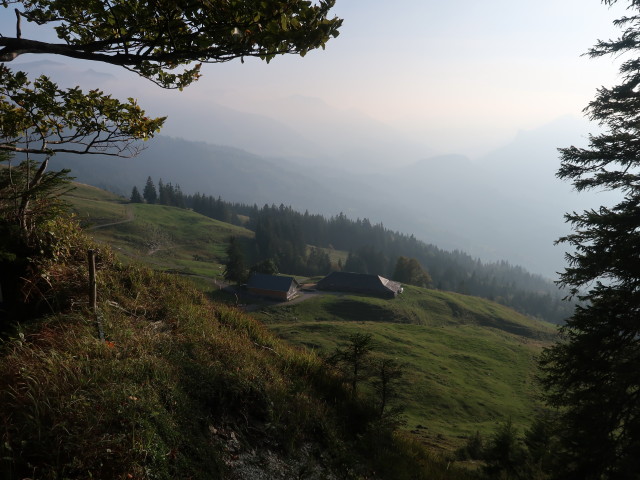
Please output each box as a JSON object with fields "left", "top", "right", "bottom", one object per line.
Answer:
{"left": 46, "top": 116, "right": 611, "bottom": 278}
{"left": 13, "top": 60, "right": 615, "bottom": 277}
{"left": 12, "top": 61, "right": 434, "bottom": 170}
{"left": 247, "top": 94, "right": 437, "bottom": 171}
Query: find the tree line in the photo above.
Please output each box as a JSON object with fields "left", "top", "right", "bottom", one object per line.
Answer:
{"left": 130, "top": 177, "right": 572, "bottom": 324}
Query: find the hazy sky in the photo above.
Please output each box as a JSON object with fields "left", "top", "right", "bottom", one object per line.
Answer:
{"left": 0, "top": 1, "right": 628, "bottom": 156}
{"left": 171, "top": 0, "right": 626, "bottom": 156}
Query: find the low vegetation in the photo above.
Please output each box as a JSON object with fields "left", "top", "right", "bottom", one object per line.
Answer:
{"left": 256, "top": 286, "right": 555, "bottom": 450}
{"left": 67, "top": 184, "right": 253, "bottom": 285}
{"left": 0, "top": 212, "right": 477, "bottom": 479}
{"left": 0, "top": 179, "right": 565, "bottom": 477}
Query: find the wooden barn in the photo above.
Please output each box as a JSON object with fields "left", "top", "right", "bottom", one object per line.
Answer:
{"left": 316, "top": 271, "right": 403, "bottom": 299}
{"left": 246, "top": 273, "right": 300, "bottom": 302}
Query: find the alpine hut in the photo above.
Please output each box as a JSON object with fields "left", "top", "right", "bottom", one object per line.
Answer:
{"left": 246, "top": 273, "right": 300, "bottom": 301}
{"left": 316, "top": 271, "right": 403, "bottom": 299}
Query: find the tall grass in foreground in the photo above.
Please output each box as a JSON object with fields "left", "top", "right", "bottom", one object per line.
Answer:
{"left": 0, "top": 233, "right": 476, "bottom": 479}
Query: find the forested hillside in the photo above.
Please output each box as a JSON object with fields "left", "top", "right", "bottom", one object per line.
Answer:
{"left": 131, "top": 178, "right": 573, "bottom": 324}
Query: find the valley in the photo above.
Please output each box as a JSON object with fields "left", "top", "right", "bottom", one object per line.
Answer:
{"left": 1, "top": 2, "right": 634, "bottom": 477}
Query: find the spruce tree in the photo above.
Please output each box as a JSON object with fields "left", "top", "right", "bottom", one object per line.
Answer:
{"left": 142, "top": 176, "right": 157, "bottom": 204}
{"left": 157, "top": 179, "right": 166, "bottom": 205}
{"left": 331, "top": 333, "right": 374, "bottom": 395}
{"left": 540, "top": 1, "right": 640, "bottom": 477}
{"left": 129, "top": 185, "right": 143, "bottom": 203}
{"left": 372, "top": 358, "right": 405, "bottom": 421}
{"left": 223, "top": 236, "right": 247, "bottom": 284}
{"left": 482, "top": 419, "right": 527, "bottom": 479}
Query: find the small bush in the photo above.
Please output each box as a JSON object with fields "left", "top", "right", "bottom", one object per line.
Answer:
{"left": 456, "top": 430, "right": 484, "bottom": 461}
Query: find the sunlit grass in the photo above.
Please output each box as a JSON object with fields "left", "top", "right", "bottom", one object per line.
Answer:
{"left": 60, "top": 183, "right": 553, "bottom": 464}
{"left": 255, "top": 286, "right": 555, "bottom": 449}
{"left": 1, "top": 250, "right": 476, "bottom": 479}
{"left": 65, "top": 184, "right": 253, "bottom": 280}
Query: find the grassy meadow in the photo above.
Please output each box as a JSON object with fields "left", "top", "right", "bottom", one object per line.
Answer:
{"left": 255, "top": 286, "right": 556, "bottom": 450}
{"left": 66, "top": 184, "right": 253, "bottom": 288}
{"left": 65, "top": 183, "right": 557, "bottom": 453}
{"left": 2, "top": 243, "right": 474, "bottom": 479}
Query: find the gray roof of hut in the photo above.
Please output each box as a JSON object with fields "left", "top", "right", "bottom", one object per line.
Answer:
{"left": 316, "top": 271, "right": 402, "bottom": 297}
{"left": 247, "top": 273, "right": 299, "bottom": 292}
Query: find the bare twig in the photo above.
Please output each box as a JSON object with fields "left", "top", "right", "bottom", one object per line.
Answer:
{"left": 253, "top": 341, "right": 280, "bottom": 356}
{"left": 15, "top": 9, "right": 21, "bottom": 39}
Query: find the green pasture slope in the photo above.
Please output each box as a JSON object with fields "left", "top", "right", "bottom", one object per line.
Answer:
{"left": 65, "top": 183, "right": 253, "bottom": 286}
{"left": 255, "top": 286, "right": 557, "bottom": 451}
{"left": 65, "top": 182, "right": 132, "bottom": 225}
{"left": 67, "top": 183, "right": 557, "bottom": 453}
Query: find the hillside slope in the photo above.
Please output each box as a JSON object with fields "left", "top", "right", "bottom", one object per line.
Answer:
{"left": 65, "top": 184, "right": 557, "bottom": 452}
{"left": 255, "top": 286, "right": 556, "bottom": 450}
{"left": 0, "top": 227, "right": 471, "bottom": 479}
{"left": 66, "top": 184, "right": 253, "bottom": 283}
{"left": 45, "top": 125, "right": 586, "bottom": 278}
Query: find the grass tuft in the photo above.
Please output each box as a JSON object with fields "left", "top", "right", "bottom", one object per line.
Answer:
{"left": 1, "top": 235, "right": 464, "bottom": 478}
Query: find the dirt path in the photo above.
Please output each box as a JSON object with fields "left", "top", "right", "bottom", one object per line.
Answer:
{"left": 238, "top": 289, "right": 330, "bottom": 312}
{"left": 286, "top": 290, "right": 325, "bottom": 305}
{"left": 85, "top": 206, "right": 135, "bottom": 231}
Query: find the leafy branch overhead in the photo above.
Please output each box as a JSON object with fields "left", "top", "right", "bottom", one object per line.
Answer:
{"left": 0, "top": 66, "right": 166, "bottom": 156}
{"left": 0, "top": 0, "right": 341, "bottom": 258}
{"left": 0, "top": 0, "right": 343, "bottom": 89}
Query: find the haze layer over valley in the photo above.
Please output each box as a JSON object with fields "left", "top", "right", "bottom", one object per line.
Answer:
{"left": 4, "top": 1, "right": 625, "bottom": 278}
{"left": 41, "top": 94, "right": 615, "bottom": 278}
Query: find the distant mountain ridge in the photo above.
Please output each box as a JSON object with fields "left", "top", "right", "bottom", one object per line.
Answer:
{"left": 14, "top": 59, "right": 613, "bottom": 276}
{"left": 11, "top": 60, "right": 435, "bottom": 171}
{"left": 50, "top": 136, "right": 351, "bottom": 211}
{"left": 45, "top": 116, "right": 605, "bottom": 279}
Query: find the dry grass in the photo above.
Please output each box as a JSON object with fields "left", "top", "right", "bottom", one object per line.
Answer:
{"left": 1, "top": 228, "right": 476, "bottom": 479}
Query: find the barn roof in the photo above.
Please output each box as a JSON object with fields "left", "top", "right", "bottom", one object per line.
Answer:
{"left": 247, "top": 273, "right": 299, "bottom": 293}
{"left": 316, "top": 271, "right": 402, "bottom": 297}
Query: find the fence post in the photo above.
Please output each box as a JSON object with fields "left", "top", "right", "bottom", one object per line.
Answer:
{"left": 88, "top": 249, "right": 97, "bottom": 313}
{"left": 88, "top": 249, "right": 104, "bottom": 340}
